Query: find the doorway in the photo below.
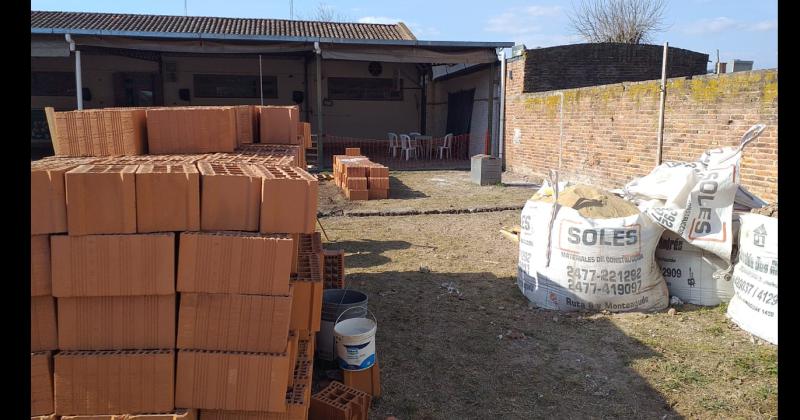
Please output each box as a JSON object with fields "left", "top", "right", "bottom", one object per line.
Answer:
{"left": 445, "top": 89, "right": 475, "bottom": 136}
{"left": 113, "top": 72, "right": 162, "bottom": 106}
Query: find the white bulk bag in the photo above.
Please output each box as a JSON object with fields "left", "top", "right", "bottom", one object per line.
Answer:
{"left": 655, "top": 230, "right": 734, "bottom": 306}
{"left": 517, "top": 199, "right": 668, "bottom": 312}
{"left": 727, "top": 213, "right": 777, "bottom": 344}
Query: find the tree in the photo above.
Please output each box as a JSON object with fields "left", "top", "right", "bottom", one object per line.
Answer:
{"left": 297, "top": 2, "right": 351, "bottom": 22}
{"left": 568, "top": 0, "right": 669, "bottom": 44}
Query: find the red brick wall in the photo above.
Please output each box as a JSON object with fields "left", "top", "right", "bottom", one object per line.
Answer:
{"left": 503, "top": 61, "right": 778, "bottom": 203}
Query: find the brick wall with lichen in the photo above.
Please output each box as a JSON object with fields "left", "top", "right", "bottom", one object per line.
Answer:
{"left": 523, "top": 43, "right": 709, "bottom": 93}
{"left": 504, "top": 63, "right": 778, "bottom": 203}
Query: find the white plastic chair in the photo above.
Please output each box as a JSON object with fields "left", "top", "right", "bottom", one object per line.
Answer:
{"left": 400, "top": 134, "right": 417, "bottom": 161}
{"left": 388, "top": 132, "right": 400, "bottom": 157}
{"left": 438, "top": 133, "right": 453, "bottom": 159}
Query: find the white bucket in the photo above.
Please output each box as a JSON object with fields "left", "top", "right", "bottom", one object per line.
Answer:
{"left": 334, "top": 310, "right": 377, "bottom": 371}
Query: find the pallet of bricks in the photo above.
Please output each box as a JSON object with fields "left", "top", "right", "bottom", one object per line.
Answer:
{"left": 31, "top": 104, "right": 323, "bottom": 420}
{"left": 331, "top": 148, "right": 389, "bottom": 201}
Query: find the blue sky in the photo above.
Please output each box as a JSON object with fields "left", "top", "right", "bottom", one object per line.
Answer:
{"left": 31, "top": 0, "right": 777, "bottom": 69}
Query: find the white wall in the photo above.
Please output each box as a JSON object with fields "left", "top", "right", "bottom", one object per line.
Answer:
{"left": 428, "top": 67, "right": 500, "bottom": 156}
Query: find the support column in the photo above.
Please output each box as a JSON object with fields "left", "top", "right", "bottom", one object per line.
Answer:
{"left": 487, "top": 60, "right": 495, "bottom": 156}
{"left": 315, "top": 42, "right": 324, "bottom": 167}
{"left": 75, "top": 50, "right": 83, "bottom": 110}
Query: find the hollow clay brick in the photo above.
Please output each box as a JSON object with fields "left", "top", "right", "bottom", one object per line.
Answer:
{"left": 177, "top": 232, "right": 293, "bottom": 295}
{"left": 58, "top": 295, "right": 176, "bottom": 350}
{"left": 51, "top": 108, "right": 147, "bottom": 157}
{"left": 31, "top": 296, "right": 58, "bottom": 352}
{"left": 31, "top": 235, "right": 52, "bottom": 296}
{"left": 197, "top": 162, "right": 262, "bottom": 232}
{"left": 368, "top": 189, "right": 389, "bottom": 200}
{"left": 175, "top": 349, "right": 291, "bottom": 412}
{"left": 146, "top": 107, "right": 237, "bottom": 154}
{"left": 31, "top": 159, "right": 86, "bottom": 235}
{"left": 258, "top": 106, "right": 300, "bottom": 145}
{"left": 65, "top": 165, "right": 137, "bottom": 235}
{"left": 343, "top": 358, "right": 382, "bottom": 398}
{"left": 136, "top": 164, "right": 200, "bottom": 232}
{"left": 54, "top": 350, "right": 175, "bottom": 416}
{"left": 51, "top": 233, "right": 175, "bottom": 297}
{"left": 31, "top": 351, "right": 54, "bottom": 416}
{"left": 235, "top": 105, "right": 255, "bottom": 145}
{"left": 177, "top": 291, "right": 293, "bottom": 353}
{"left": 345, "top": 148, "right": 361, "bottom": 156}
{"left": 252, "top": 165, "right": 318, "bottom": 234}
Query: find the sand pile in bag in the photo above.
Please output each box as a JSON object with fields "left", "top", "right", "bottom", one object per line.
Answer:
{"left": 533, "top": 184, "right": 640, "bottom": 219}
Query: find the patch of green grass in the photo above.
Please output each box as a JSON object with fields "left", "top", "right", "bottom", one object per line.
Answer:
{"left": 699, "top": 396, "right": 732, "bottom": 413}
{"left": 706, "top": 325, "right": 725, "bottom": 337}
{"left": 661, "top": 360, "right": 709, "bottom": 391}
{"left": 756, "top": 385, "right": 776, "bottom": 401}
{"left": 732, "top": 350, "right": 777, "bottom": 376}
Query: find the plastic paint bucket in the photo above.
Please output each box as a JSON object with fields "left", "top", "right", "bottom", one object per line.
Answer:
{"left": 334, "top": 309, "right": 377, "bottom": 371}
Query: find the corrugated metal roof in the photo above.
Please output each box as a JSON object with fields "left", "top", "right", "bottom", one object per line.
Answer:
{"left": 31, "top": 10, "right": 416, "bottom": 41}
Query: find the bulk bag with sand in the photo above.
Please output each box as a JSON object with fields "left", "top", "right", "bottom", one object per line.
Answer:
{"left": 727, "top": 213, "right": 777, "bottom": 344}
{"left": 517, "top": 184, "right": 669, "bottom": 312}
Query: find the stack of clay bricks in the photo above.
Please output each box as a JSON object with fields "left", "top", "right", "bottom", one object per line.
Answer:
{"left": 32, "top": 105, "right": 325, "bottom": 420}
{"left": 332, "top": 148, "right": 390, "bottom": 201}
{"left": 46, "top": 104, "right": 308, "bottom": 159}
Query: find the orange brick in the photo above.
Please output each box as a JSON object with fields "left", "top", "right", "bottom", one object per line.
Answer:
{"left": 346, "top": 189, "right": 369, "bottom": 201}
{"left": 346, "top": 177, "right": 368, "bottom": 190}
{"left": 343, "top": 358, "right": 381, "bottom": 398}
{"left": 177, "top": 291, "right": 293, "bottom": 353}
{"left": 367, "top": 176, "right": 389, "bottom": 190}
{"left": 258, "top": 106, "right": 300, "bottom": 145}
{"left": 146, "top": 107, "right": 237, "bottom": 154}
{"left": 252, "top": 165, "right": 318, "bottom": 234}
{"left": 31, "top": 158, "right": 91, "bottom": 235}
{"left": 32, "top": 296, "right": 57, "bottom": 352}
{"left": 31, "top": 351, "right": 54, "bottom": 416}
{"left": 31, "top": 235, "right": 51, "bottom": 296}
{"left": 345, "top": 148, "right": 361, "bottom": 156}
{"left": 177, "top": 232, "right": 292, "bottom": 295}
{"left": 136, "top": 164, "right": 200, "bottom": 232}
{"left": 368, "top": 188, "right": 389, "bottom": 200}
{"left": 65, "top": 165, "right": 137, "bottom": 235}
{"left": 197, "top": 162, "right": 261, "bottom": 232}
{"left": 51, "top": 108, "right": 147, "bottom": 157}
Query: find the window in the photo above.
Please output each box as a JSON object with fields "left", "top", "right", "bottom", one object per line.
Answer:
{"left": 193, "top": 74, "right": 278, "bottom": 98}
{"left": 31, "top": 71, "right": 76, "bottom": 96}
{"left": 327, "top": 77, "right": 403, "bottom": 101}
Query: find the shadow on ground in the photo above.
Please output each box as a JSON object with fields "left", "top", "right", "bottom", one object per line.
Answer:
{"left": 324, "top": 239, "right": 413, "bottom": 268}
{"left": 341, "top": 270, "right": 682, "bottom": 420}
{"left": 387, "top": 175, "right": 428, "bottom": 199}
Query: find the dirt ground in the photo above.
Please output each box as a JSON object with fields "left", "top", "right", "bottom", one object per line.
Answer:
{"left": 318, "top": 170, "right": 540, "bottom": 215}
{"left": 317, "top": 171, "right": 777, "bottom": 420}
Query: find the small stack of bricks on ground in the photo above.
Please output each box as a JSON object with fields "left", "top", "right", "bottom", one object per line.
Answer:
{"left": 332, "top": 148, "right": 390, "bottom": 200}
{"left": 30, "top": 104, "right": 380, "bottom": 420}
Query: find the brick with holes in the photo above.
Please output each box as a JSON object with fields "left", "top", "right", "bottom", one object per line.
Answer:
{"left": 252, "top": 165, "right": 318, "bottom": 234}
{"left": 175, "top": 348, "right": 291, "bottom": 412}
{"left": 310, "top": 381, "right": 371, "bottom": 420}
{"left": 258, "top": 105, "right": 300, "bottom": 145}
{"left": 135, "top": 164, "right": 200, "bottom": 232}
{"left": 197, "top": 162, "right": 262, "bottom": 231}
{"left": 65, "top": 164, "right": 137, "bottom": 235}
{"left": 54, "top": 349, "right": 175, "bottom": 415}
{"left": 31, "top": 158, "right": 96, "bottom": 235}
{"left": 146, "top": 107, "right": 237, "bottom": 154}
{"left": 177, "top": 231, "right": 292, "bottom": 295}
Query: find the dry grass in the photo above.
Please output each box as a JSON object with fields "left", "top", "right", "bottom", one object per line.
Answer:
{"left": 317, "top": 171, "right": 777, "bottom": 419}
